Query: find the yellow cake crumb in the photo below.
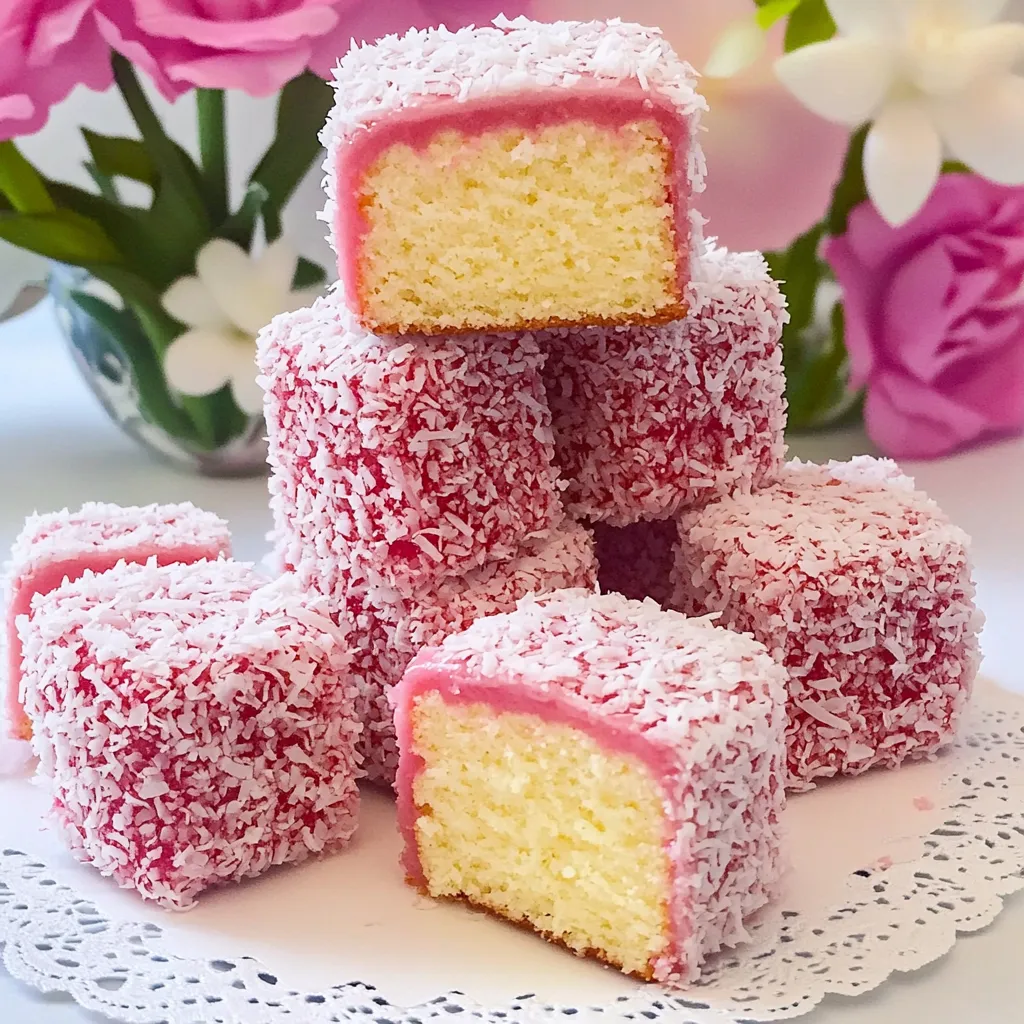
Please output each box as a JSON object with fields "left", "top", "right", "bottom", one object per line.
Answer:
{"left": 357, "top": 120, "right": 683, "bottom": 333}
{"left": 411, "top": 692, "right": 671, "bottom": 977}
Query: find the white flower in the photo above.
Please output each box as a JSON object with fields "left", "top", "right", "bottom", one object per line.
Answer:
{"left": 162, "top": 237, "right": 320, "bottom": 415}
{"left": 775, "top": 0, "right": 1024, "bottom": 225}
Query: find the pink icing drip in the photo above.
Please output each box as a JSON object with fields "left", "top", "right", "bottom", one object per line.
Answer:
{"left": 6, "top": 543, "right": 224, "bottom": 740}
{"left": 391, "top": 656, "right": 693, "bottom": 980}
{"left": 332, "top": 81, "right": 694, "bottom": 319}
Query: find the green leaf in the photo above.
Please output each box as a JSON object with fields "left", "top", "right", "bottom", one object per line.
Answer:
{"left": 250, "top": 72, "right": 333, "bottom": 222}
{"left": 764, "top": 222, "right": 860, "bottom": 431}
{"left": 82, "top": 130, "right": 157, "bottom": 188}
{"left": 786, "top": 300, "right": 862, "bottom": 430}
{"left": 784, "top": 0, "right": 836, "bottom": 51}
{"left": 50, "top": 181, "right": 201, "bottom": 291}
{"left": 112, "top": 53, "right": 210, "bottom": 232}
{"left": 0, "top": 141, "right": 56, "bottom": 214}
{"left": 0, "top": 210, "right": 121, "bottom": 264}
{"left": 70, "top": 290, "right": 198, "bottom": 443}
{"left": 756, "top": 0, "right": 802, "bottom": 30}
{"left": 942, "top": 159, "right": 972, "bottom": 175}
{"left": 217, "top": 181, "right": 269, "bottom": 249}
{"left": 83, "top": 264, "right": 183, "bottom": 352}
{"left": 826, "top": 125, "right": 869, "bottom": 236}
{"left": 764, "top": 223, "right": 825, "bottom": 336}
{"left": 293, "top": 256, "right": 327, "bottom": 290}
{"left": 73, "top": 288, "right": 249, "bottom": 450}
{"left": 194, "top": 386, "right": 249, "bottom": 448}
{"left": 180, "top": 395, "right": 220, "bottom": 450}
{"left": 50, "top": 182, "right": 144, "bottom": 247}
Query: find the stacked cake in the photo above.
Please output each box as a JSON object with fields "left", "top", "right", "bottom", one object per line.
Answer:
{"left": 260, "top": 15, "right": 790, "bottom": 785}
{"left": 256, "top": 14, "right": 797, "bottom": 980}
{"left": 255, "top": 14, "right": 981, "bottom": 979}
{"left": 5, "top": 13, "right": 983, "bottom": 989}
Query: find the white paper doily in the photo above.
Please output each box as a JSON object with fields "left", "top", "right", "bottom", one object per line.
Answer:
{"left": 1, "top": 681, "right": 1022, "bottom": 1024}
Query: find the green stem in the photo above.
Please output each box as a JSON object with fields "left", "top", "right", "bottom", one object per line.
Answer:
{"left": 196, "top": 89, "right": 228, "bottom": 223}
{"left": 262, "top": 203, "right": 282, "bottom": 243}
{"left": 85, "top": 162, "right": 120, "bottom": 203}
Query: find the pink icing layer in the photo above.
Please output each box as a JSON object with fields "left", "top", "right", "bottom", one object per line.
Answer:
{"left": 391, "top": 659, "right": 693, "bottom": 982}
{"left": 6, "top": 545, "right": 222, "bottom": 740}
{"left": 332, "top": 81, "right": 694, "bottom": 319}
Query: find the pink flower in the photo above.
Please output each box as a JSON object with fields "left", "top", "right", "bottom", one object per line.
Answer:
{"left": 533, "top": 0, "right": 847, "bottom": 252}
{"left": 0, "top": 1, "right": 112, "bottom": 141}
{"left": 826, "top": 176, "right": 1024, "bottom": 460}
{"left": 96, "top": 0, "right": 526, "bottom": 100}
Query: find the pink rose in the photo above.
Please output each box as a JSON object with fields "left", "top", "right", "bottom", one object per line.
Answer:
{"left": 826, "top": 175, "right": 1024, "bottom": 460}
{"left": 0, "top": 1, "right": 112, "bottom": 141}
{"left": 96, "top": 0, "right": 527, "bottom": 100}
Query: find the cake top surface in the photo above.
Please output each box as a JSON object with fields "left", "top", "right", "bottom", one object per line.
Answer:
{"left": 25, "top": 559, "right": 341, "bottom": 676}
{"left": 8, "top": 501, "right": 230, "bottom": 574}
{"left": 683, "top": 455, "right": 970, "bottom": 559}
{"left": 322, "top": 16, "right": 706, "bottom": 142}
{"left": 415, "top": 589, "right": 784, "bottom": 743}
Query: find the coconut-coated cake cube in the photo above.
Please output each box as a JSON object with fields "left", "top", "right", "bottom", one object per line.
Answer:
{"left": 3, "top": 502, "right": 230, "bottom": 741}
{"left": 392, "top": 590, "right": 786, "bottom": 983}
{"left": 322, "top": 16, "right": 707, "bottom": 335}
{"left": 19, "top": 560, "right": 361, "bottom": 909}
{"left": 257, "top": 291, "right": 563, "bottom": 596}
{"left": 542, "top": 246, "right": 788, "bottom": 525}
{"left": 672, "top": 456, "right": 983, "bottom": 788}
{"left": 349, "top": 522, "right": 597, "bottom": 786}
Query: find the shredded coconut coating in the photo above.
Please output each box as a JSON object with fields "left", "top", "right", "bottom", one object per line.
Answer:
{"left": 593, "top": 519, "right": 678, "bottom": 606}
{"left": 320, "top": 15, "right": 708, "bottom": 255}
{"left": 19, "top": 560, "right": 361, "bottom": 909}
{"left": 5, "top": 501, "right": 230, "bottom": 579}
{"left": 349, "top": 522, "right": 596, "bottom": 785}
{"left": 672, "top": 456, "right": 984, "bottom": 788}
{"left": 3, "top": 501, "right": 231, "bottom": 742}
{"left": 257, "top": 289, "right": 563, "bottom": 595}
{"left": 400, "top": 589, "right": 786, "bottom": 983}
{"left": 542, "top": 245, "right": 788, "bottom": 525}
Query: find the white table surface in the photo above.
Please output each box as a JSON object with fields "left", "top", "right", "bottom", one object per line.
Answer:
{"left": 1, "top": 300, "right": 1021, "bottom": 1023}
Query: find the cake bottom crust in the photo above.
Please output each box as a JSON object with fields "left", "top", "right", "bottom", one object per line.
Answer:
{"left": 363, "top": 303, "right": 691, "bottom": 338}
{"left": 408, "top": 884, "right": 659, "bottom": 982}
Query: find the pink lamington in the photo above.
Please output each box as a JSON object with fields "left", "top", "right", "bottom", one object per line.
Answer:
{"left": 19, "top": 560, "right": 360, "bottom": 909}
{"left": 3, "top": 502, "right": 230, "bottom": 741}
{"left": 392, "top": 590, "right": 786, "bottom": 983}
{"left": 257, "top": 290, "right": 563, "bottom": 596}
{"left": 593, "top": 519, "right": 679, "bottom": 606}
{"left": 321, "top": 16, "right": 706, "bottom": 335}
{"left": 350, "top": 522, "right": 596, "bottom": 785}
{"left": 672, "top": 456, "right": 983, "bottom": 788}
{"left": 542, "top": 245, "right": 788, "bottom": 525}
